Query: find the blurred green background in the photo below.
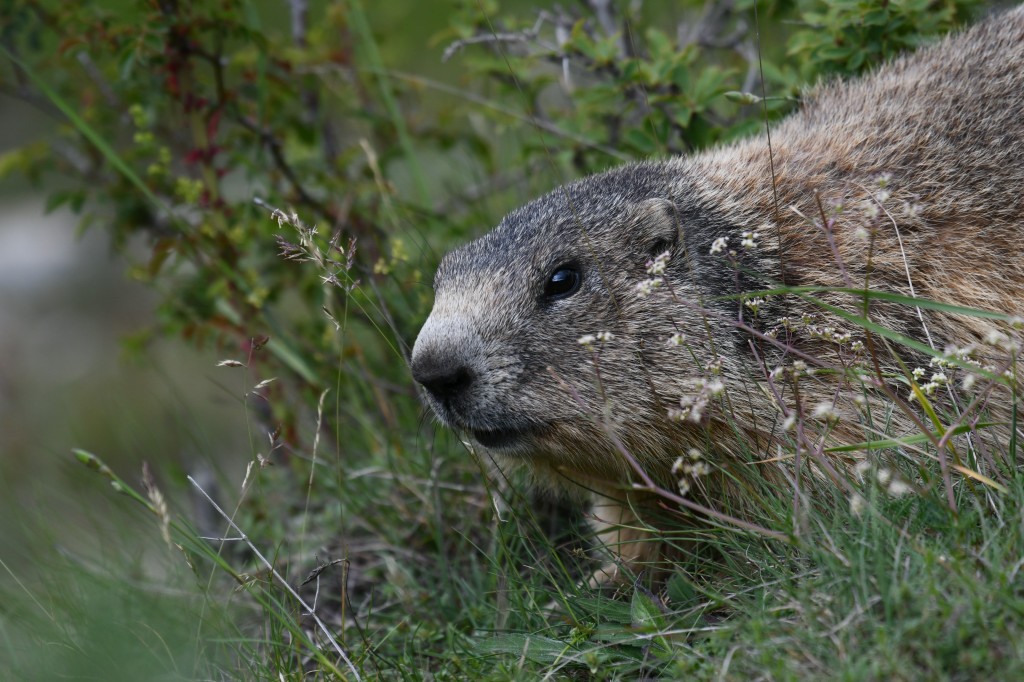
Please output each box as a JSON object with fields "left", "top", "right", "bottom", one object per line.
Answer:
{"left": 0, "top": 0, "right": 466, "bottom": 578}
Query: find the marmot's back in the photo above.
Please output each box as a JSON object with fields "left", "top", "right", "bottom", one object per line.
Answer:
{"left": 683, "top": 4, "right": 1024, "bottom": 323}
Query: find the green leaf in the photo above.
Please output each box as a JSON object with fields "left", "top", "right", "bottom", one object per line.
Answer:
{"left": 621, "top": 128, "right": 656, "bottom": 156}
{"left": 630, "top": 588, "right": 674, "bottom": 656}
{"left": 825, "top": 423, "right": 997, "bottom": 454}
{"left": 630, "top": 588, "right": 667, "bottom": 631}
{"left": 644, "top": 27, "right": 674, "bottom": 60}
{"left": 725, "top": 91, "right": 763, "bottom": 105}
{"left": 571, "top": 596, "right": 635, "bottom": 623}
{"left": 474, "top": 634, "right": 574, "bottom": 664}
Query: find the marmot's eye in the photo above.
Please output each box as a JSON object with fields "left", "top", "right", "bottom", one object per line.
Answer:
{"left": 544, "top": 264, "right": 581, "bottom": 300}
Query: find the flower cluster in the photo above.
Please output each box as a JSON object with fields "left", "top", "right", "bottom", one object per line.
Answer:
{"left": 668, "top": 377, "right": 725, "bottom": 424}
{"left": 985, "top": 329, "right": 1022, "bottom": 354}
{"left": 578, "top": 331, "right": 614, "bottom": 347}
{"left": 853, "top": 461, "right": 913, "bottom": 497}
{"left": 769, "top": 359, "right": 816, "bottom": 386}
{"left": 667, "top": 332, "right": 687, "bottom": 346}
{"left": 799, "top": 321, "right": 854, "bottom": 346}
{"left": 635, "top": 277, "right": 663, "bottom": 297}
{"left": 672, "top": 448, "right": 710, "bottom": 497}
{"left": 811, "top": 401, "right": 839, "bottom": 424}
{"left": 743, "top": 296, "right": 767, "bottom": 317}
{"left": 635, "top": 250, "right": 672, "bottom": 298}
{"left": 646, "top": 250, "right": 671, "bottom": 276}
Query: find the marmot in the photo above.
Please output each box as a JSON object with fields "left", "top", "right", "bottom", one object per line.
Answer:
{"left": 411, "top": 6, "right": 1024, "bottom": 577}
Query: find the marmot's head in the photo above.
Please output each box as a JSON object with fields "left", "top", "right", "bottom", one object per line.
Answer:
{"left": 410, "top": 162, "right": 737, "bottom": 480}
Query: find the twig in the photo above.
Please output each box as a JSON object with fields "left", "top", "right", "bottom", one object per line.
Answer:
{"left": 288, "top": 0, "right": 339, "bottom": 164}
{"left": 236, "top": 116, "right": 335, "bottom": 221}
{"left": 188, "top": 475, "right": 362, "bottom": 681}
{"left": 442, "top": 13, "right": 553, "bottom": 62}
{"left": 378, "top": 70, "right": 630, "bottom": 161}
{"left": 0, "top": 83, "right": 63, "bottom": 119}
{"left": 300, "top": 389, "right": 329, "bottom": 555}
{"left": 76, "top": 51, "right": 119, "bottom": 107}
{"left": 812, "top": 192, "right": 854, "bottom": 289}
{"left": 289, "top": 0, "right": 309, "bottom": 47}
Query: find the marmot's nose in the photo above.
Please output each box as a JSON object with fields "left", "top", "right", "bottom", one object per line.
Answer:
{"left": 411, "top": 355, "right": 474, "bottom": 403}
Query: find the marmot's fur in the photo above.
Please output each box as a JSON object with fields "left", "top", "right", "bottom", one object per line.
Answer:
{"left": 411, "top": 6, "right": 1024, "bottom": 577}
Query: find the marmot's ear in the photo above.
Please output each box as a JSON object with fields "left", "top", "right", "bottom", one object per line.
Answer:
{"left": 626, "top": 198, "right": 682, "bottom": 258}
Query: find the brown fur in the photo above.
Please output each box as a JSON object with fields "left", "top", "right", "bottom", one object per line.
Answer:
{"left": 411, "top": 7, "right": 1024, "bottom": 578}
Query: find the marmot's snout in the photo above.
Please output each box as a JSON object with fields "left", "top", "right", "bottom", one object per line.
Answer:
{"left": 412, "top": 293, "right": 544, "bottom": 452}
{"left": 410, "top": 349, "right": 474, "bottom": 407}
{"left": 409, "top": 309, "right": 493, "bottom": 430}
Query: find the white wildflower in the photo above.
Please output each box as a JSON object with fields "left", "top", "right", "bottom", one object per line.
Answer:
{"left": 812, "top": 402, "right": 838, "bottom": 423}
{"left": 684, "top": 461, "right": 711, "bottom": 477}
{"left": 578, "top": 334, "right": 596, "bottom": 346}
{"left": 744, "top": 296, "right": 766, "bottom": 316}
{"left": 668, "top": 332, "right": 687, "bottom": 346}
{"left": 710, "top": 236, "right": 729, "bottom": 255}
{"left": 708, "top": 357, "right": 725, "bottom": 375}
{"left": 887, "top": 479, "right": 912, "bottom": 496}
{"left": 646, "top": 250, "right": 670, "bottom": 275}
{"left": 985, "top": 329, "right": 1010, "bottom": 348}
{"left": 595, "top": 331, "right": 614, "bottom": 343}
{"left": 740, "top": 231, "right": 756, "bottom": 249}
{"left": 635, "top": 277, "right": 663, "bottom": 297}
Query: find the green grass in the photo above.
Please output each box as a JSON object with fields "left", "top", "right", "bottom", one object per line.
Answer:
{"left": 5, "top": 363, "right": 1021, "bottom": 680}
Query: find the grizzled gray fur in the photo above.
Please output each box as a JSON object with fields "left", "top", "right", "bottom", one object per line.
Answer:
{"left": 411, "top": 6, "right": 1024, "bottom": 577}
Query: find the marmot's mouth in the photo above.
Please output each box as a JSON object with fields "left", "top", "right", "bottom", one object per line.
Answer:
{"left": 472, "top": 426, "right": 535, "bottom": 450}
